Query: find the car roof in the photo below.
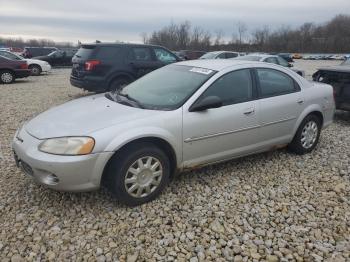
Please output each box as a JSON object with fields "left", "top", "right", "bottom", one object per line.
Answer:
{"left": 176, "top": 59, "right": 266, "bottom": 71}
{"left": 81, "top": 43, "right": 166, "bottom": 49}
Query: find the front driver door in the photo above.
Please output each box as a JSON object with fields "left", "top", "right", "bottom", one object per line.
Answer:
{"left": 128, "top": 47, "right": 162, "bottom": 78}
{"left": 182, "top": 68, "right": 260, "bottom": 168}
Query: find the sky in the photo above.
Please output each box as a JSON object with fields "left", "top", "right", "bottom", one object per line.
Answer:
{"left": 0, "top": 0, "right": 349, "bottom": 44}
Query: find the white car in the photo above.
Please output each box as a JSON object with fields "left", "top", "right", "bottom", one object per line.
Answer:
{"left": 200, "top": 51, "right": 242, "bottom": 59}
{"left": 13, "top": 60, "right": 334, "bottom": 206}
{"left": 0, "top": 50, "right": 51, "bottom": 76}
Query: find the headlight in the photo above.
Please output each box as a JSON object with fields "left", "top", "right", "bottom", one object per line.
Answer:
{"left": 38, "top": 137, "right": 95, "bottom": 155}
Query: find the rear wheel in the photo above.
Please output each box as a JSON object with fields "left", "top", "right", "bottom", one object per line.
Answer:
{"left": 29, "top": 64, "right": 42, "bottom": 76}
{"left": 104, "top": 143, "right": 170, "bottom": 206}
{"left": 0, "top": 70, "right": 15, "bottom": 84}
{"left": 288, "top": 114, "right": 322, "bottom": 155}
{"left": 109, "top": 77, "right": 131, "bottom": 92}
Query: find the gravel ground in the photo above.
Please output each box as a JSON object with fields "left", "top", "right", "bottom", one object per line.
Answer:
{"left": 0, "top": 62, "right": 349, "bottom": 261}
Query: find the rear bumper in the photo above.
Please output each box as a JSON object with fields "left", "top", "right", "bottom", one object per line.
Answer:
{"left": 12, "top": 126, "right": 114, "bottom": 192}
{"left": 15, "top": 69, "right": 31, "bottom": 78}
{"left": 70, "top": 75, "right": 107, "bottom": 92}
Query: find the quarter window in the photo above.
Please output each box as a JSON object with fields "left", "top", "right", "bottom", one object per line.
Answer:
{"left": 200, "top": 69, "right": 253, "bottom": 106}
{"left": 154, "top": 48, "right": 177, "bottom": 64}
{"left": 257, "top": 68, "right": 296, "bottom": 97}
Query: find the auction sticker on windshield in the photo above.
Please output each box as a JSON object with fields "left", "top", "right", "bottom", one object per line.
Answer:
{"left": 190, "top": 67, "right": 213, "bottom": 75}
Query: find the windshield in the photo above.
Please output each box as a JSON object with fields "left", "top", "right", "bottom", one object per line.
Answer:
{"left": 200, "top": 52, "right": 219, "bottom": 59}
{"left": 108, "top": 65, "right": 216, "bottom": 110}
{"left": 0, "top": 51, "right": 22, "bottom": 60}
{"left": 234, "top": 55, "right": 261, "bottom": 61}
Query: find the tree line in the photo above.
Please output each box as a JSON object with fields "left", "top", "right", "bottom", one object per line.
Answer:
{"left": 143, "top": 14, "right": 350, "bottom": 53}
{"left": 1, "top": 14, "right": 349, "bottom": 53}
{"left": 0, "top": 37, "right": 74, "bottom": 49}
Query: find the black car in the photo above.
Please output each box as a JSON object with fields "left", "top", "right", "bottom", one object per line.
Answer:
{"left": 70, "top": 43, "right": 181, "bottom": 92}
{"left": 313, "top": 59, "right": 350, "bottom": 111}
{"left": 33, "top": 49, "right": 77, "bottom": 67}
{"left": 22, "top": 47, "right": 58, "bottom": 58}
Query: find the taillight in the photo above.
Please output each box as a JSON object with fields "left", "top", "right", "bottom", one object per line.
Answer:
{"left": 85, "top": 60, "right": 100, "bottom": 71}
{"left": 19, "top": 63, "right": 28, "bottom": 69}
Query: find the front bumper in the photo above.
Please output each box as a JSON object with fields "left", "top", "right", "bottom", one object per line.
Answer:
{"left": 12, "top": 127, "right": 113, "bottom": 192}
{"left": 41, "top": 63, "right": 52, "bottom": 72}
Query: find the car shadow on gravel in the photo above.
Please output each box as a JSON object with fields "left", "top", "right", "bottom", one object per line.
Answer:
{"left": 335, "top": 110, "right": 350, "bottom": 123}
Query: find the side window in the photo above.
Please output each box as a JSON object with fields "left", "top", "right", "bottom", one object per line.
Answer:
{"left": 131, "top": 47, "right": 152, "bottom": 61}
{"left": 264, "top": 57, "right": 278, "bottom": 65}
{"left": 200, "top": 69, "right": 253, "bottom": 106}
{"left": 225, "top": 52, "right": 238, "bottom": 58}
{"left": 277, "top": 56, "right": 289, "bottom": 67}
{"left": 257, "top": 68, "right": 297, "bottom": 97}
{"left": 96, "top": 47, "right": 122, "bottom": 62}
{"left": 154, "top": 48, "right": 177, "bottom": 64}
{"left": 217, "top": 53, "right": 226, "bottom": 59}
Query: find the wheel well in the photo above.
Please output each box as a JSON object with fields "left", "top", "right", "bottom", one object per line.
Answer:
{"left": 108, "top": 74, "right": 134, "bottom": 88}
{"left": 101, "top": 137, "right": 178, "bottom": 184}
{"left": 308, "top": 111, "right": 324, "bottom": 126}
{"left": 29, "top": 64, "right": 41, "bottom": 69}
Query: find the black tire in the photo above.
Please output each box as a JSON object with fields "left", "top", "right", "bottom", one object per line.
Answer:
{"left": 109, "top": 77, "right": 131, "bottom": 92}
{"left": 288, "top": 114, "right": 322, "bottom": 155}
{"left": 104, "top": 142, "right": 170, "bottom": 206}
{"left": 0, "top": 70, "right": 15, "bottom": 84}
{"left": 29, "top": 64, "right": 42, "bottom": 76}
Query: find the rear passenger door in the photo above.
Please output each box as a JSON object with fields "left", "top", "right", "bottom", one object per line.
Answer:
{"left": 94, "top": 46, "right": 124, "bottom": 76}
{"left": 128, "top": 47, "right": 161, "bottom": 78}
{"left": 255, "top": 68, "right": 304, "bottom": 145}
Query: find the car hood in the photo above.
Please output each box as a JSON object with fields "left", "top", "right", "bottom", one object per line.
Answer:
{"left": 25, "top": 94, "right": 164, "bottom": 139}
{"left": 317, "top": 65, "right": 350, "bottom": 73}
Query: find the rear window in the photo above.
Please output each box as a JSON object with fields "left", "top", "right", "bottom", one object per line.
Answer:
{"left": 74, "top": 46, "right": 95, "bottom": 59}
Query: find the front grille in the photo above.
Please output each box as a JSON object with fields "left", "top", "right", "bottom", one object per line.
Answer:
{"left": 21, "top": 161, "right": 34, "bottom": 176}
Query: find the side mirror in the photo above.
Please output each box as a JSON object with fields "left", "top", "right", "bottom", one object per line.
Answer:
{"left": 189, "top": 96, "right": 223, "bottom": 112}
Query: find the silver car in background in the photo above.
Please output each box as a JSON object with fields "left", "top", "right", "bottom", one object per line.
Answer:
{"left": 12, "top": 60, "right": 335, "bottom": 206}
{"left": 234, "top": 54, "right": 305, "bottom": 77}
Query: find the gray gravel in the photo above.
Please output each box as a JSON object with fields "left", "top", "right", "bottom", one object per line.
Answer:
{"left": 0, "top": 62, "right": 349, "bottom": 261}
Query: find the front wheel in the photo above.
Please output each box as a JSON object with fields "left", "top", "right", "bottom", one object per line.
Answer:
{"left": 288, "top": 114, "right": 322, "bottom": 155}
{"left": 29, "top": 65, "right": 42, "bottom": 76}
{"left": 104, "top": 143, "right": 170, "bottom": 206}
{"left": 0, "top": 70, "right": 15, "bottom": 84}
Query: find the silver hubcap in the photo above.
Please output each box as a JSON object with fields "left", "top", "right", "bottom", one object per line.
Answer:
{"left": 1, "top": 72, "right": 13, "bottom": 83}
{"left": 301, "top": 121, "right": 318, "bottom": 149}
{"left": 31, "top": 67, "right": 39, "bottom": 74}
{"left": 124, "top": 156, "right": 163, "bottom": 198}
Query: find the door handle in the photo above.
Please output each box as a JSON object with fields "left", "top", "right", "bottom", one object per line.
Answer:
{"left": 297, "top": 99, "right": 304, "bottom": 104}
{"left": 243, "top": 108, "right": 255, "bottom": 115}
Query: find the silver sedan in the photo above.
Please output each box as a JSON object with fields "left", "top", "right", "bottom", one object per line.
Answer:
{"left": 12, "top": 60, "right": 335, "bottom": 205}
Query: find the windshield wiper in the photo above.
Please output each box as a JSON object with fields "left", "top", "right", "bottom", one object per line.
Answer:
{"left": 118, "top": 93, "right": 145, "bottom": 109}
{"left": 105, "top": 92, "right": 144, "bottom": 109}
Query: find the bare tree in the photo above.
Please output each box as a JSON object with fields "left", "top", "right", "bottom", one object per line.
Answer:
{"left": 214, "top": 29, "right": 224, "bottom": 46}
{"left": 237, "top": 21, "right": 247, "bottom": 45}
